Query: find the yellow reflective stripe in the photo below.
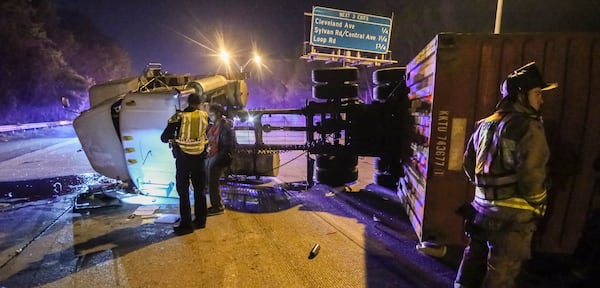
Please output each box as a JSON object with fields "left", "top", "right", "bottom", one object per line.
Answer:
{"left": 190, "top": 112, "right": 201, "bottom": 138}
{"left": 180, "top": 113, "right": 191, "bottom": 140}
{"left": 475, "top": 196, "right": 536, "bottom": 211}
{"left": 179, "top": 111, "right": 203, "bottom": 140}
{"left": 176, "top": 142, "right": 206, "bottom": 155}
{"left": 525, "top": 191, "right": 547, "bottom": 203}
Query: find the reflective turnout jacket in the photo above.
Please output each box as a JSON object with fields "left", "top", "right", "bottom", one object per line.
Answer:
{"left": 463, "top": 101, "right": 549, "bottom": 217}
{"left": 161, "top": 107, "right": 208, "bottom": 155}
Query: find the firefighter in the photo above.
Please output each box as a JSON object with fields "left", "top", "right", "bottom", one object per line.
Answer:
{"left": 161, "top": 93, "right": 209, "bottom": 235}
{"left": 454, "top": 62, "right": 557, "bottom": 287}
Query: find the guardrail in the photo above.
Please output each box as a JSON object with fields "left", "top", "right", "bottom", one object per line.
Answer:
{"left": 0, "top": 120, "right": 73, "bottom": 133}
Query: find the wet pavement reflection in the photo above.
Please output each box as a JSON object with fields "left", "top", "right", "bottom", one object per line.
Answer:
{"left": 0, "top": 173, "right": 105, "bottom": 206}
{"left": 0, "top": 172, "right": 306, "bottom": 213}
{"left": 221, "top": 182, "right": 301, "bottom": 213}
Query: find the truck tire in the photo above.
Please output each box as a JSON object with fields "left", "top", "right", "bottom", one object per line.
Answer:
{"left": 374, "top": 157, "right": 391, "bottom": 171}
{"left": 316, "top": 154, "right": 358, "bottom": 170}
{"left": 374, "top": 172, "right": 398, "bottom": 189}
{"left": 373, "top": 84, "right": 396, "bottom": 102}
{"left": 312, "top": 67, "right": 358, "bottom": 84}
{"left": 315, "top": 167, "right": 359, "bottom": 186}
{"left": 373, "top": 67, "right": 406, "bottom": 85}
{"left": 374, "top": 157, "right": 403, "bottom": 173}
{"left": 312, "top": 83, "right": 359, "bottom": 100}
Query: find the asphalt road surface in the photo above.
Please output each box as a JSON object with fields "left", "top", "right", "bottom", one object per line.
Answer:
{"left": 2, "top": 125, "right": 588, "bottom": 287}
{"left": 0, "top": 126, "right": 460, "bottom": 287}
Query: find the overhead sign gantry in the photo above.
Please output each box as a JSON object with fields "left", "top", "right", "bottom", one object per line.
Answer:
{"left": 302, "top": 6, "right": 397, "bottom": 66}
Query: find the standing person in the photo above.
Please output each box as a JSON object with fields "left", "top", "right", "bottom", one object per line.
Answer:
{"left": 161, "top": 93, "right": 208, "bottom": 235}
{"left": 454, "top": 62, "right": 557, "bottom": 288}
{"left": 206, "top": 103, "right": 234, "bottom": 216}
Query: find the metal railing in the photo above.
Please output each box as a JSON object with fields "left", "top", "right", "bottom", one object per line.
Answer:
{"left": 0, "top": 120, "right": 73, "bottom": 133}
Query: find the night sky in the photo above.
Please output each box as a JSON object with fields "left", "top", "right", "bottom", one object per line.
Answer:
{"left": 52, "top": 0, "right": 600, "bottom": 75}
{"left": 52, "top": 0, "right": 366, "bottom": 74}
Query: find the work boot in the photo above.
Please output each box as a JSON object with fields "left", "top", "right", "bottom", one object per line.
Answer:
{"left": 192, "top": 217, "right": 206, "bottom": 229}
{"left": 173, "top": 224, "right": 193, "bottom": 235}
{"left": 207, "top": 206, "right": 225, "bottom": 216}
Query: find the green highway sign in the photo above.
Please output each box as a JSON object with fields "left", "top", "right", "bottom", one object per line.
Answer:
{"left": 310, "top": 6, "right": 392, "bottom": 54}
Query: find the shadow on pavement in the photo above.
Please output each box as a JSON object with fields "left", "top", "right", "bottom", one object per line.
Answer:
{"left": 2, "top": 179, "right": 589, "bottom": 287}
{"left": 296, "top": 184, "right": 457, "bottom": 287}
{"left": 0, "top": 204, "right": 178, "bottom": 287}
{"left": 220, "top": 177, "right": 457, "bottom": 286}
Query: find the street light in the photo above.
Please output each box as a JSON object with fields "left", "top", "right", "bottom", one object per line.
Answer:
{"left": 217, "top": 50, "right": 263, "bottom": 79}
{"left": 240, "top": 54, "right": 262, "bottom": 73}
{"left": 220, "top": 50, "right": 230, "bottom": 63}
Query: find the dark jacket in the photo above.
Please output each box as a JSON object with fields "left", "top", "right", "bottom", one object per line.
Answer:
{"left": 207, "top": 116, "right": 234, "bottom": 164}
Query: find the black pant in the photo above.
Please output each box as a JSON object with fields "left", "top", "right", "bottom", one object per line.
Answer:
{"left": 206, "top": 156, "right": 226, "bottom": 209}
{"left": 175, "top": 153, "right": 207, "bottom": 226}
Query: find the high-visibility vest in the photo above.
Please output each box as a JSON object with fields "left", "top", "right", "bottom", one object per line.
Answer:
{"left": 174, "top": 110, "right": 208, "bottom": 155}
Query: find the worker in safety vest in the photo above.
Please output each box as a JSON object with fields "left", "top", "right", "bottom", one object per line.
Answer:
{"left": 161, "top": 93, "right": 209, "bottom": 235}
{"left": 454, "top": 62, "right": 557, "bottom": 288}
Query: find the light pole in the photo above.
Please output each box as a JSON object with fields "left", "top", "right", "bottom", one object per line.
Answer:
{"left": 240, "top": 55, "right": 261, "bottom": 73}
{"left": 218, "top": 50, "right": 262, "bottom": 79}
{"left": 494, "top": 0, "right": 504, "bottom": 34}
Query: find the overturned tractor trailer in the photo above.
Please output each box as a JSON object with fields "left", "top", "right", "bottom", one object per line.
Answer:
{"left": 73, "top": 32, "right": 599, "bottom": 258}
{"left": 73, "top": 61, "right": 412, "bottom": 195}
{"left": 73, "top": 64, "right": 280, "bottom": 195}
{"left": 400, "top": 32, "right": 600, "bottom": 256}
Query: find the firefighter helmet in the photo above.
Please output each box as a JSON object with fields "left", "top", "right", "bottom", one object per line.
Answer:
{"left": 500, "top": 62, "right": 558, "bottom": 99}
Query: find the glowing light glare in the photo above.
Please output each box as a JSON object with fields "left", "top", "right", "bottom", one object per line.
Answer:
{"left": 220, "top": 51, "right": 230, "bottom": 63}
{"left": 254, "top": 55, "right": 261, "bottom": 64}
{"left": 248, "top": 115, "right": 255, "bottom": 122}
{"left": 119, "top": 194, "right": 179, "bottom": 205}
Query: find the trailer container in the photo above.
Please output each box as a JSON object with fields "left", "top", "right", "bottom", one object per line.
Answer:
{"left": 400, "top": 32, "right": 600, "bottom": 254}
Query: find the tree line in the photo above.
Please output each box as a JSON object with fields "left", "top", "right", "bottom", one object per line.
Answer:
{"left": 0, "top": 0, "right": 131, "bottom": 125}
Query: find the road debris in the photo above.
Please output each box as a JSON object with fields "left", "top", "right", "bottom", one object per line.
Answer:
{"left": 308, "top": 243, "right": 320, "bottom": 259}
